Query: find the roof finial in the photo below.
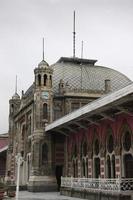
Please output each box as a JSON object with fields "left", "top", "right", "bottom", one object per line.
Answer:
{"left": 73, "top": 10, "right": 76, "bottom": 58}
{"left": 81, "top": 41, "right": 84, "bottom": 59}
{"left": 15, "top": 75, "right": 17, "bottom": 94}
{"left": 43, "top": 37, "right": 44, "bottom": 61}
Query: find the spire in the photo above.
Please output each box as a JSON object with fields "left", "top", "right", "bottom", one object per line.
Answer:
{"left": 12, "top": 75, "right": 20, "bottom": 99}
{"left": 15, "top": 75, "right": 17, "bottom": 94}
{"left": 81, "top": 41, "right": 84, "bottom": 59}
{"left": 73, "top": 10, "right": 76, "bottom": 58}
{"left": 37, "top": 37, "right": 49, "bottom": 68}
{"left": 43, "top": 37, "right": 44, "bottom": 61}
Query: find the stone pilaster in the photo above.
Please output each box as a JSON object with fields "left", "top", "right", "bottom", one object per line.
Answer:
{"left": 28, "top": 130, "right": 56, "bottom": 192}
{"left": 115, "top": 146, "right": 121, "bottom": 178}
{"left": 100, "top": 146, "right": 106, "bottom": 178}
{"left": 88, "top": 151, "right": 92, "bottom": 178}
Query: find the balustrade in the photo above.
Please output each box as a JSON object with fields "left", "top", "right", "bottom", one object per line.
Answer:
{"left": 61, "top": 177, "right": 133, "bottom": 191}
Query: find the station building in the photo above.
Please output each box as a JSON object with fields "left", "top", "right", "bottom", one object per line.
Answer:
{"left": 6, "top": 56, "right": 133, "bottom": 192}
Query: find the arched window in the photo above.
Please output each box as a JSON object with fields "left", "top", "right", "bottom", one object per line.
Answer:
{"left": 86, "top": 158, "right": 88, "bottom": 178}
{"left": 107, "top": 155, "right": 111, "bottom": 178}
{"left": 72, "top": 144, "right": 78, "bottom": 177}
{"left": 42, "top": 143, "right": 48, "bottom": 164}
{"left": 124, "top": 154, "right": 133, "bottom": 178}
{"left": 94, "top": 139, "right": 99, "bottom": 155}
{"left": 106, "top": 130, "right": 115, "bottom": 178}
{"left": 123, "top": 131, "right": 131, "bottom": 152}
{"left": 81, "top": 141, "right": 88, "bottom": 177}
{"left": 107, "top": 134, "right": 114, "bottom": 153}
{"left": 43, "top": 103, "right": 48, "bottom": 119}
{"left": 82, "top": 160, "right": 85, "bottom": 177}
{"left": 29, "top": 116, "right": 31, "bottom": 135}
{"left": 74, "top": 144, "right": 77, "bottom": 157}
{"left": 50, "top": 75, "right": 52, "bottom": 87}
{"left": 11, "top": 104, "right": 14, "bottom": 113}
{"left": 83, "top": 142, "right": 87, "bottom": 156}
{"left": 112, "top": 155, "right": 116, "bottom": 178}
{"left": 44, "top": 74, "right": 47, "bottom": 86}
{"left": 38, "top": 74, "right": 41, "bottom": 86}
{"left": 94, "top": 157, "right": 100, "bottom": 178}
{"left": 22, "top": 125, "right": 25, "bottom": 140}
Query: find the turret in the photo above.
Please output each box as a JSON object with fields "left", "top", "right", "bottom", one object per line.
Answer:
{"left": 34, "top": 46, "right": 53, "bottom": 128}
{"left": 34, "top": 60, "right": 53, "bottom": 89}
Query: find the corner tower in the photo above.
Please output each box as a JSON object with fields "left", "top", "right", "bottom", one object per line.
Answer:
{"left": 28, "top": 56, "right": 56, "bottom": 191}
{"left": 34, "top": 59, "right": 53, "bottom": 126}
{"left": 7, "top": 87, "right": 21, "bottom": 181}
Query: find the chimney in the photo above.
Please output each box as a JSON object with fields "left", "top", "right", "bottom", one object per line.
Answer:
{"left": 105, "top": 79, "right": 111, "bottom": 93}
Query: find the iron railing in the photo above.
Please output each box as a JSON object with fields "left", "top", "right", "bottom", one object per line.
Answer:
{"left": 61, "top": 177, "right": 133, "bottom": 191}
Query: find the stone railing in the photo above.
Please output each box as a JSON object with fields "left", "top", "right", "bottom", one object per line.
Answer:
{"left": 0, "top": 175, "right": 5, "bottom": 183}
{"left": 61, "top": 177, "right": 133, "bottom": 192}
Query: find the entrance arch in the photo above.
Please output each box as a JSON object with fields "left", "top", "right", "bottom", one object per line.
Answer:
{"left": 124, "top": 154, "right": 133, "bottom": 178}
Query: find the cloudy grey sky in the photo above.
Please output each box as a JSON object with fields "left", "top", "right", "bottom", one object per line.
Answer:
{"left": 0, "top": 0, "right": 133, "bottom": 133}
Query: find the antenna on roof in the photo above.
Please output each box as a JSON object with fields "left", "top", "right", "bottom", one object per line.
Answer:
{"left": 80, "top": 41, "right": 84, "bottom": 89}
{"left": 43, "top": 37, "right": 44, "bottom": 61}
{"left": 73, "top": 10, "right": 76, "bottom": 58}
{"left": 15, "top": 75, "right": 17, "bottom": 94}
{"left": 81, "top": 41, "right": 84, "bottom": 59}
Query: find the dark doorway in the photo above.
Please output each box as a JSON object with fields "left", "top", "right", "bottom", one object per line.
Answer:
{"left": 112, "top": 155, "right": 116, "bottom": 178}
{"left": 107, "top": 156, "right": 111, "bottom": 178}
{"left": 124, "top": 154, "right": 133, "bottom": 178}
{"left": 94, "top": 158, "right": 100, "bottom": 178}
{"left": 55, "top": 165, "right": 63, "bottom": 191}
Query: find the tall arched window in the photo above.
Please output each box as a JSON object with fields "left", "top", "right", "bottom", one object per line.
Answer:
{"left": 93, "top": 138, "right": 100, "bottom": 178}
{"left": 107, "top": 134, "right": 114, "bottom": 154}
{"left": 123, "top": 131, "right": 131, "bottom": 152}
{"left": 74, "top": 144, "right": 77, "bottom": 157}
{"left": 107, "top": 155, "right": 111, "bottom": 178}
{"left": 42, "top": 143, "right": 48, "bottom": 164}
{"left": 83, "top": 142, "right": 87, "bottom": 157}
{"left": 122, "top": 127, "right": 133, "bottom": 178}
{"left": 50, "top": 75, "right": 52, "bottom": 87}
{"left": 94, "top": 139, "right": 99, "bottom": 156}
{"left": 11, "top": 104, "right": 14, "bottom": 113}
{"left": 94, "top": 157, "right": 100, "bottom": 178}
{"left": 43, "top": 103, "right": 48, "bottom": 119}
{"left": 81, "top": 140, "right": 88, "bottom": 177}
{"left": 38, "top": 74, "right": 41, "bottom": 86}
{"left": 72, "top": 144, "right": 78, "bottom": 177}
{"left": 112, "top": 155, "right": 116, "bottom": 178}
{"left": 82, "top": 160, "right": 85, "bottom": 177}
{"left": 106, "top": 129, "right": 115, "bottom": 178}
{"left": 44, "top": 74, "right": 47, "bottom": 86}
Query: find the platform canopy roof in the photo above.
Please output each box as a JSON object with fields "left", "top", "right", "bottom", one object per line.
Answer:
{"left": 0, "top": 134, "right": 8, "bottom": 153}
{"left": 45, "top": 83, "right": 133, "bottom": 135}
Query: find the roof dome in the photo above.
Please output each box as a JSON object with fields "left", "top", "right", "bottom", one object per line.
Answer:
{"left": 51, "top": 57, "right": 132, "bottom": 94}
{"left": 38, "top": 60, "right": 49, "bottom": 68}
{"left": 12, "top": 92, "right": 20, "bottom": 100}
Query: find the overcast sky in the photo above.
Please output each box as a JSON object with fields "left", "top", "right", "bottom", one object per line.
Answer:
{"left": 0, "top": 0, "right": 133, "bottom": 133}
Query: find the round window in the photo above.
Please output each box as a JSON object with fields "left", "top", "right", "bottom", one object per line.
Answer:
{"left": 123, "top": 131, "right": 131, "bottom": 151}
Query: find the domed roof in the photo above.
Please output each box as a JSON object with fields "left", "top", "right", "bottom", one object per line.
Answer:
{"left": 38, "top": 60, "right": 49, "bottom": 68}
{"left": 12, "top": 92, "right": 20, "bottom": 100}
{"left": 51, "top": 57, "right": 132, "bottom": 94}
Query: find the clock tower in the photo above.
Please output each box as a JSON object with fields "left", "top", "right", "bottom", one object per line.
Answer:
{"left": 28, "top": 57, "right": 56, "bottom": 191}
{"left": 34, "top": 59, "right": 53, "bottom": 128}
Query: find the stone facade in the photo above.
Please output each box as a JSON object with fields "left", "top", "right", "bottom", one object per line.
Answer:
{"left": 6, "top": 56, "right": 132, "bottom": 191}
{"left": 66, "top": 113, "right": 133, "bottom": 179}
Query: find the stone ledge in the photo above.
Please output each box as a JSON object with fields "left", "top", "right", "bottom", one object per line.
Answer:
{"left": 60, "top": 187, "right": 131, "bottom": 200}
